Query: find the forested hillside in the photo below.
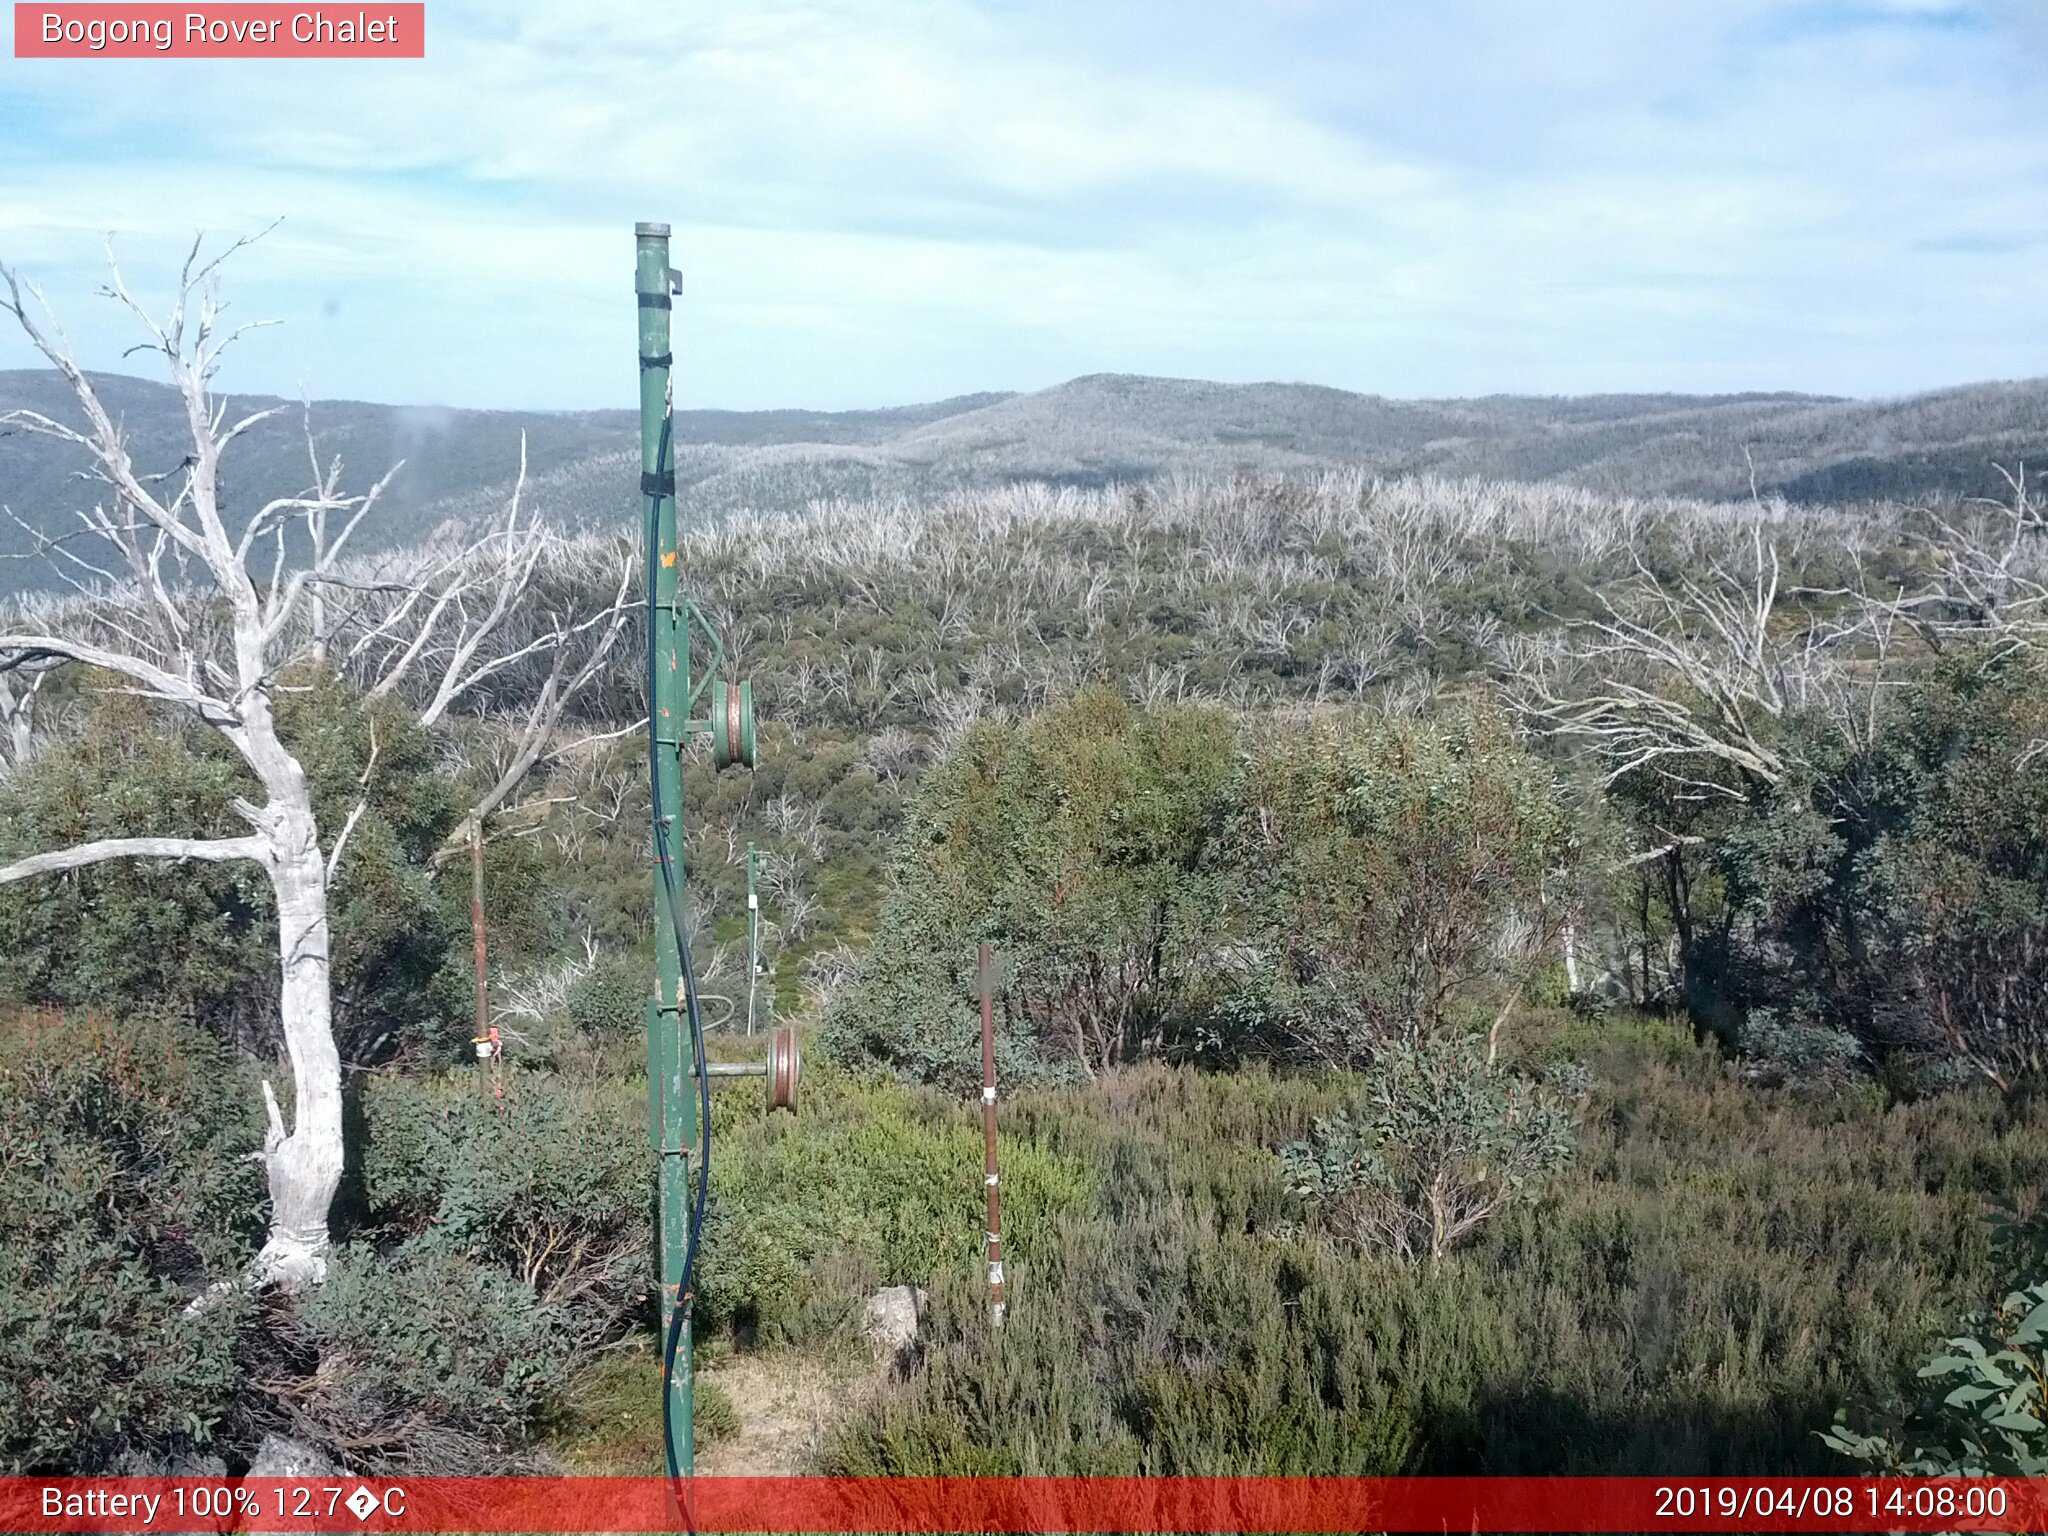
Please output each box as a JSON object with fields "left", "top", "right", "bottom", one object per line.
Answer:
{"left": 9, "top": 367, "right": 2048, "bottom": 594}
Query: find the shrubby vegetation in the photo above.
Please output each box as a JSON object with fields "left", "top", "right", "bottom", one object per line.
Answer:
{"left": 1823, "top": 1276, "right": 2048, "bottom": 1476}
{"left": 358, "top": 1071, "right": 650, "bottom": 1344}
{"left": 1713, "top": 650, "right": 2048, "bottom": 1090}
{"left": 0, "top": 1009, "right": 256, "bottom": 1472}
{"left": 1223, "top": 709, "right": 1580, "bottom": 1065}
{"left": 694, "top": 1071, "right": 1093, "bottom": 1345}
{"left": 0, "top": 677, "right": 533, "bottom": 1067}
{"left": 1279, "top": 1034, "right": 1580, "bottom": 1264}
{"left": 825, "top": 1031, "right": 2047, "bottom": 1475}
{"left": 1554, "top": 631, "right": 2048, "bottom": 1094}
{"left": 4, "top": 459, "right": 2045, "bottom": 1474}
{"left": 820, "top": 691, "right": 1579, "bottom": 1082}
{"left": 818, "top": 688, "right": 1239, "bottom": 1088}
{"left": 285, "top": 1246, "right": 574, "bottom": 1473}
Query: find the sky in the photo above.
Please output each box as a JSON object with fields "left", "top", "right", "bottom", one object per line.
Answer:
{"left": 1, "top": 0, "right": 2046, "bottom": 411}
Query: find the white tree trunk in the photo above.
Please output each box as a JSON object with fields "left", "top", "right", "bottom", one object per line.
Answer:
{"left": 238, "top": 704, "right": 345, "bottom": 1291}
{"left": 252, "top": 814, "right": 343, "bottom": 1290}
{"left": 0, "top": 673, "right": 38, "bottom": 774}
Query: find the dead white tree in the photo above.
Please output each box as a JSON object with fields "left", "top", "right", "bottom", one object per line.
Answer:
{"left": 1862, "top": 467, "right": 2048, "bottom": 656}
{"left": 1500, "top": 526, "right": 1872, "bottom": 1021}
{"left": 0, "top": 239, "right": 625, "bottom": 1291}
{"left": 0, "top": 668, "right": 47, "bottom": 773}
{"left": 1506, "top": 527, "right": 1845, "bottom": 805}
{"left": 0, "top": 240, "right": 375, "bottom": 1291}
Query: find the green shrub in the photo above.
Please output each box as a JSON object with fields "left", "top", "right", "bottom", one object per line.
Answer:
{"left": 0, "top": 680, "right": 479, "bottom": 1066}
{"left": 0, "top": 1008, "right": 258, "bottom": 1471}
{"left": 1279, "top": 1033, "right": 1579, "bottom": 1264}
{"left": 828, "top": 1228, "right": 1417, "bottom": 1475}
{"left": 823, "top": 1064, "right": 1418, "bottom": 1475}
{"left": 826, "top": 695, "right": 1588, "bottom": 1088}
{"left": 359, "top": 1069, "right": 649, "bottom": 1343}
{"left": 1637, "top": 646, "right": 2048, "bottom": 1089}
{"left": 0, "top": 696, "right": 274, "bottom": 1038}
{"left": 822, "top": 688, "right": 1239, "bottom": 1087}
{"left": 292, "top": 1245, "right": 572, "bottom": 1472}
{"left": 1839, "top": 652, "right": 2048, "bottom": 1089}
{"left": 1737, "top": 1008, "right": 1865, "bottom": 1090}
{"left": 1517, "top": 1005, "right": 1696, "bottom": 1075}
{"left": 1226, "top": 707, "right": 1582, "bottom": 1065}
{"left": 566, "top": 958, "right": 646, "bottom": 1038}
{"left": 1823, "top": 1278, "right": 2048, "bottom": 1475}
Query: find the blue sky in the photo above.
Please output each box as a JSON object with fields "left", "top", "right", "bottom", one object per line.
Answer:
{"left": 2, "top": 0, "right": 2046, "bottom": 410}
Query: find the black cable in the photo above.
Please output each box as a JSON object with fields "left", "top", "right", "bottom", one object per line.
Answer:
{"left": 644, "top": 404, "right": 713, "bottom": 1497}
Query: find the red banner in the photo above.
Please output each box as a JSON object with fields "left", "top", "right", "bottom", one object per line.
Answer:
{"left": 12, "top": 5, "right": 424, "bottom": 57}
{"left": 3, "top": 1477, "right": 2047, "bottom": 1533}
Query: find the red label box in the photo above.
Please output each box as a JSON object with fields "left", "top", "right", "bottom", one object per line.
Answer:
{"left": 13, "top": 4, "right": 425, "bottom": 57}
{"left": 3, "top": 1477, "right": 2048, "bottom": 1534}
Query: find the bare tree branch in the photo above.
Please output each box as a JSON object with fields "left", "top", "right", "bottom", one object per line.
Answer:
{"left": 0, "top": 833, "right": 268, "bottom": 884}
{"left": 1503, "top": 526, "right": 1843, "bottom": 800}
{"left": 325, "top": 717, "right": 381, "bottom": 883}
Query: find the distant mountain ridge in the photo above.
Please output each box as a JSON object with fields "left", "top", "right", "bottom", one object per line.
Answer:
{"left": 4, "top": 368, "right": 2046, "bottom": 591}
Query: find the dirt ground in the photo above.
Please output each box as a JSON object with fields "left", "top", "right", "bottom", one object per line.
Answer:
{"left": 694, "top": 1349, "right": 870, "bottom": 1474}
{"left": 547, "top": 1339, "right": 876, "bottom": 1475}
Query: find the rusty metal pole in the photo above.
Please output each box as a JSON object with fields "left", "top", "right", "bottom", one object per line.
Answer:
{"left": 470, "top": 821, "right": 489, "bottom": 1045}
{"left": 470, "top": 820, "right": 502, "bottom": 1104}
{"left": 979, "top": 943, "right": 1006, "bottom": 1327}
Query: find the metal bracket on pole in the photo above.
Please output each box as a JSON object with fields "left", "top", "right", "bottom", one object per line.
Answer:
{"left": 701, "top": 1026, "right": 803, "bottom": 1114}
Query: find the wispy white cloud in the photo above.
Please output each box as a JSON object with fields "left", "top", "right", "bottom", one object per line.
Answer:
{"left": 1, "top": 0, "right": 2044, "bottom": 407}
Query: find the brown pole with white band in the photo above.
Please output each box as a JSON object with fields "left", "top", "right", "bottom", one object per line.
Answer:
{"left": 980, "top": 942, "right": 1005, "bottom": 1327}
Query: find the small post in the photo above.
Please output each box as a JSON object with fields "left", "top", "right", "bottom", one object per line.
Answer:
{"left": 979, "top": 943, "right": 1005, "bottom": 1328}
{"left": 746, "top": 842, "right": 760, "bottom": 1036}
{"left": 470, "top": 820, "right": 489, "bottom": 1044}
{"left": 470, "top": 821, "right": 503, "bottom": 1105}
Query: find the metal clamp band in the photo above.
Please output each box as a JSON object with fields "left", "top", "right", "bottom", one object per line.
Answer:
{"left": 639, "top": 351, "right": 673, "bottom": 369}
{"left": 642, "top": 470, "right": 676, "bottom": 498}
{"left": 637, "top": 291, "right": 672, "bottom": 309}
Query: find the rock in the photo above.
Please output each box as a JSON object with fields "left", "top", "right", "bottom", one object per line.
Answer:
{"left": 862, "top": 1284, "right": 928, "bottom": 1370}
{"left": 102, "top": 1449, "right": 230, "bottom": 1536}
{"left": 247, "top": 1433, "right": 338, "bottom": 1478}
{"left": 107, "top": 1449, "right": 229, "bottom": 1477}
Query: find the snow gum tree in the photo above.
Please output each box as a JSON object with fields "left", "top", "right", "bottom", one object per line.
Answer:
{"left": 0, "top": 239, "right": 628, "bottom": 1290}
